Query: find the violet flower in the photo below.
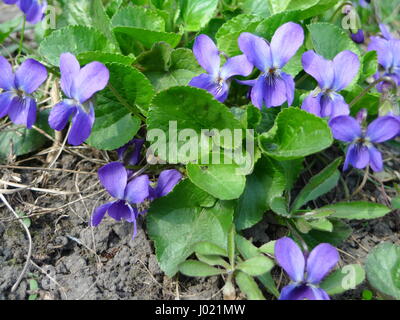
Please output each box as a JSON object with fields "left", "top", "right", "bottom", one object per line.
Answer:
{"left": 275, "top": 237, "right": 339, "bottom": 300}
{"left": 91, "top": 162, "right": 182, "bottom": 238}
{"left": 329, "top": 113, "right": 400, "bottom": 171}
{"left": 238, "top": 22, "right": 304, "bottom": 109}
{"left": 91, "top": 162, "right": 150, "bottom": 239}
{"left": 48, "top": 53, "right": 110, "bottom": 146}
{"left": 0, "top": 56, "right": 47, "bottom": 128}
{"left": 301, "top": 50, "right": 360, "bottom": 119}
{"left": 2, "top": 0, "right": 47, "bottom": 24}
{"left": 189, "top": 34, "right": 253, "bottom": 102}
{"left": 117, "top": 139, "right": 145, "bottom": 166}
{"left": 367, "top": 24, "right": 400, "bottom": 92}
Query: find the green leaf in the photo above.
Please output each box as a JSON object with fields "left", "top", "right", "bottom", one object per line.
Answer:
{"left": 193, "top": 242, "right": 228, "bottom": 257}
{"left": 77, "top": 52, "right": 135, "bottom": 65}
{"left": 111, "top": 6, "right": 181, "bottom": 49}
{"left": 307, "top": 22, "right": 361, "bottom": 60}
{"left": 0, "top": 16, "right": 20, "bottom": 44}
{"left": 366, "top": 242, "right": 400, "bottom": 299}
{"left": 302, "top": 219, "right": 352, "bottom": 248}
{"left": 187, "top": 158, "right": 246, "bottom": 200}
{"left": 86, "top": 95, "right": 141, "bottom": 150}
{"left": 235, "top": 271, "right": 265, "bottom": 300}
{"left": 216, "top": 14, "right": 263, "bottom": 56}
{"left": 343, "top": 85, "right": 380, "bottom": 116}
{"left": 258, "top": 108, "right": 333, "bottom": 160}
{"left": 105, "top": 63, "right": 155, "bottom": 114}
{"left": 392, "top": 197, "right": 400, "bottom": 210}
{"left": 308, "top": 218, "right": 333, "bottom": 232}
{"left": 255, "top": 10, "right": 301, "bottom": 40}
{"left": 320, "top": 201, "right": 392, "bottom": 220}
{"left": 38, "top": 26, "right": 115, "bottom": 66}
{"left": 361, "top": 51, "right": 378, "bottom": 82}
{"left": 291, "top": 158, "right": 341, "bottom": 212}
{"left": 270, "top": 196, "right": 290, "bottom": 217}
{"left": 147, "top": 86, "right": 243, "bottom": 153}
{"left": 227, "top": 224, "right": 236, "bottom": 268}
{"left": 196, "top": 253, "right": 231, "bottom": 268}
{"left": 138, "top": 42, "right": 202, "bottom": 91}
{"left": 320, "top": 264, "right": 365, "bottom": 295}
{"left": 242, "top": 0, "right": 271, "bottom": 18}
{"left": 179, "top": 260, "right": 225, "bottom": 277}
{"left": 237, "top": 255, "right": 274, "bottom": 276}
{"left": 0, "top": 111, "right": 52, "bottom": 162}
{"left": 258, "top": 241, "right": 276, "bottom": 255}
{"left": 179, "top": 0, "right": 218, "bottom": 32}
{"left": 235, "top": 235, "right": 279, "bottom": 297}
{"left": 235, "top": 156, "right": 286, "bottom": 230}
{"left": 147, "top": 180, "right": 232, "bottom": 277}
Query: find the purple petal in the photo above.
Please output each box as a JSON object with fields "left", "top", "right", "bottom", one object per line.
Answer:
{"left": 25, "top": 0, "right": 47, "bottom": 24}
{"left": 306, "top": 243, "right": 339, "bottom": 284}
{"left": 19, "top": 0, "right": 32, "bottom": 12}
{"left": 3, "top": 0, "right": 19, "bottom": 4}
{"left": 263, "top": 75, "right": 287, "bottom": 107}
{"left": 71, "top": 61, "right": 109, "bottom": 103}
{"left": 91, "top": 202, "right": 113, "bottom": 227}
{"left": 125, "top": 206, "right": 139, "bottom": 239}
{"left": 367, "top": 116, "right": 400, "bottom": 142}
{"left": 154, "top": 169, "right": 182, "bottom": 198}
{"left": 332, "top": 51, "right": 360, "bottom": 91}
{"left": 238, "top": 32, "right": 272, "bottom": 72}
{"left": 250, "top": 76, "right": 265, "bottom": 109}
{"left": 330, "top": 93, "right": 350, "bottom": 118}
{"left": 60, "top": 53, "right": 80, "bottom": 98}
{"left": 275, "top": 237, "right": 305, "bottom": 282}
{"left": 281, "top": 72, "right": 295, "bottom": 106}
{"left": 68, "top": 105, "right": 95, "bottom": 145}
{"left": 379, "top": 23, "right": 394, "bottom": 40}
{"left": 368, "top": 37, "right": 393, "bottom": 70}
{"left": 15, "top": 59, "right": 47, "bottom": 94}
{"left": 346, "top": 143, "right": 370, "bottom": 170}
{"left": 108, "top": 200, "right": 133, "bottom": 222}
{"left": 390, "top": 40, "right": 400, "bottom": 67}
{"left": 98, "top": 162, "right": 127, "bottom": 199}
{"left": 302, "top": 51, "right": 334, "bottom": 89}
{"left": 301, "top": 93, "right": 322, "bottom": 117}
{"left": 48, "top": 101, "right": 76, "bottom": 131}
{"left": 0, "top": 91, "right": 14, "bottom": 118}
{"left": 368, "top": 146, "right": 383, "bottom": 172}
{"left": 329, "top": 115, "right": 361, "bottom": 142}
{"left": 124, "top": 174, "right": 150, "bottom": 204}
{"left": 279, "top": 284, "right": 329, "bottom": 300}
{"left": 220, "top": 55, "right": 253, "bottom": 80}
{"left": 7, "top": 96, "right": 37, "bottom": 128}
{"left": 193, "top": 34, "right": 220, "bottom": 77}
{"left": 270, "top": 22, "right": 304, "bottom": 68}
{"left": 189, "top": 73, "right": 229, "bottom": 102}
{"left": 0, "top": 56, "right": 15, "bottom": 91}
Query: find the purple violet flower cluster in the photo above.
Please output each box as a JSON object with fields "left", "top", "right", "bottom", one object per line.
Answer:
{"left": 189, "top": 22, "right": 400, "bottom": 173}
{"left": 2, "top": 0, "right": 47, "bottom": 24}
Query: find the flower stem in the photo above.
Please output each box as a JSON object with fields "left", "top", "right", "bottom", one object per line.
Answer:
{"left": 18, "top": 16, "right": 26, "bottom": 58}
{"left": 349, "top": 76, "right": 398, "bottom": 108}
